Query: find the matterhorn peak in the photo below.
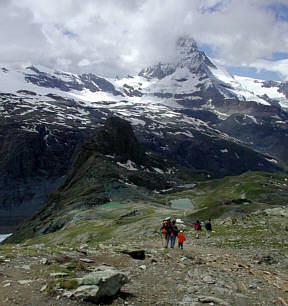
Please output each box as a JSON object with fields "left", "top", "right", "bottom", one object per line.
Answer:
{"left": 174, "top": 36, "right": 216, "bottom": 73}
{"left": 176, "top": 36, "right": 198, "bottom": 57}
{"left": 139, "top": 36, "right": 215, "bottom": 80}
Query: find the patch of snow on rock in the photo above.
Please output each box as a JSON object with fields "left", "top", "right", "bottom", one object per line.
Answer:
{"left": 116, "top": 160, "right": 138, "bottom": 171}
{"left": 0, "top": 233, "right": 12, "bottom": 243}
{"left": 265, "top": 158, "right": 278, "bottom": 164}
{"left": 153, "top": 167, "right": 164, "bottom": 174}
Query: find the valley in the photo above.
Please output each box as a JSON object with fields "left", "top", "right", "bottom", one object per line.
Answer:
{"left": 0, "top": 35, "right": 287, "bottom": 305}
{"left": 1, "top": 0, "right": 288, "bottom": 304}
{"left": 1, "top": 38, "right": 288, "bottom": 227}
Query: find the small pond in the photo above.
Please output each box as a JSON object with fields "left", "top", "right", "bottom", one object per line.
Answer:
{"left": 100, "top": 201, "right": 123, "bottom": 208}
{"left": 170, "top": 198, "right": 194, "bottom": 210}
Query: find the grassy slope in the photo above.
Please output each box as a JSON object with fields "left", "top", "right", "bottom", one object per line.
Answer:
{"left": 1, "top": 199, "right": 287, "bottom": 257}
{"left": 3, "top": 171, "right": 288, "bottom": 250}
{"left": 156, "top": 171, "right": 288, "bottom": 220}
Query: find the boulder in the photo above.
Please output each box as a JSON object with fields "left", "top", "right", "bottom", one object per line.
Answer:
{"left": 264, "top": 207, "right": 288, "bottom": 217}
{"left": 121, "top": 249, "right": 146, "bottom": 260}
{"left": 72, "top": 265, "right": 129, "bottom": 303}
{"left": 198, "top": 296, "right": 232, "bottom": 306}
{"left": 73, "top": 285, "right": 99, "bottom": 301}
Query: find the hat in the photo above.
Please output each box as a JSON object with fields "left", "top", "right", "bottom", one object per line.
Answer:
{"left": 180, "top": 230, "right": 183, "bottom": 232}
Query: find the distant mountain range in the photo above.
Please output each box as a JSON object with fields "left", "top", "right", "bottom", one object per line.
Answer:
{"left": 0, "top": 37, "right": 287, "bottom": 229}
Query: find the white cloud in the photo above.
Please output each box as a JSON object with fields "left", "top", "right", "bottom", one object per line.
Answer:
{"left": 78, "top": 59, "right": 90, "bottom": 67}
{"left": 0, "top": 0, "right": 287, "bottom": 78}
{"left": 251, "top": 59, "right": 288, "bottom": 81}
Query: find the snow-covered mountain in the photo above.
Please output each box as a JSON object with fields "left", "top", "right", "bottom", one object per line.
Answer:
{"left": 1, "top": 58, "right": 287, "bottom": 166}
{"left": 0, "top": 37, "right": 287, "bottom": 229}
{"left": 138, "top": 37, "right": 288, "bottom": 109}
{"left": 1, "top": 38, "right": 288, "bottom": 111}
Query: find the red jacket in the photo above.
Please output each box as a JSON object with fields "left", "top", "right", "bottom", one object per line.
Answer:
{"left": 177, "top": 232, "right": 186, "bottom": 243}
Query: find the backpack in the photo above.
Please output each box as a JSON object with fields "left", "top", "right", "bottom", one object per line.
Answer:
{"left": 194, "top": 224, "right": 199, "bottom": 230}
{"left": 205, "top": 221, "right": 212, "bottom": 231}
{"left": 161, "top": 220, "right": 170, "bottom": 234}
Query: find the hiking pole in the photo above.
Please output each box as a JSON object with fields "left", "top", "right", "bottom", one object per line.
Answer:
{"left": 158, "top": 231, "right": 165, "bottom": 248}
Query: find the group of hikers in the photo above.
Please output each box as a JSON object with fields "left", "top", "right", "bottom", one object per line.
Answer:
{"left": 160, "top": 217, "right": 212, "bottom": 249}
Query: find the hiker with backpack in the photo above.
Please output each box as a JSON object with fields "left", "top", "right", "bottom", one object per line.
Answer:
{"left": 205, "top": 219, "right": 212, "bottom": 238}
{"left": 170, "top": 220, "right": 179, "bottom": 248}
{"left": 160, "top": 217, "right": 172, "bottom": 248}
{"left": 177, "top": 230, "right": 186, "bottom": 249}
{"left": 194, "top": 220, "right": 202, "bottom": 239}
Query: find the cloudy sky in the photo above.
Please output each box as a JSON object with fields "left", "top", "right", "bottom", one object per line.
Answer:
{"left": 1, "top": 0, "right": 288, "bottom": 80}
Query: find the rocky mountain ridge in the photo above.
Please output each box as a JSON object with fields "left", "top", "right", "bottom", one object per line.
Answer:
{"left": 6, "top": 116, "right": 210, "bottom": 242}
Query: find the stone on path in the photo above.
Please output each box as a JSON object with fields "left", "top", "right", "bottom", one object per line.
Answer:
{"left": 198, "top": 296, "right": 232, "bottom": 306}
{"left": 79, "top": 258, "right": 94, "bottom": 263}
{"left": 72, "top": 265, "right": 129, "bottom": 303}
{"left": 121, "top": 249, "right": 145, "bottom": 260}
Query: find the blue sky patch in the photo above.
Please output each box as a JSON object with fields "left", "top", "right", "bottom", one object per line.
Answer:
{"left": 199, "top": 44, "right": 285, "bottom": 81}
{"left": 226, "top": 66, "right": 281, "bottom": 81}
{"left": 266, "top": 52, "right": 288, "bottom": 61}
{"left": 266, "top": 3, "right": 288, "bottom": 22}
{"left": 199, "top": 0, "right": 231, "bottom": 14}
{"left": 55, "top": 24, "right": 77, "bottom": 38}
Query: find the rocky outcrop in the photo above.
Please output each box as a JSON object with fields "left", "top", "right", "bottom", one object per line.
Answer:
{"left": 0, "top": 122, "right": 85, "bottom": 229}
{"left": 120, "top": 249, "right": 146, "bottom": 260}
{"left": 6, "top": 117, "right": 205, "bottom": 242}
{"left": 72, "top": 116, "right": 145, "bottom": 168}
{"left": 25, "top": 66, "right": 123, "bottom": 96}
{"left": 71, "top": 266, "right": 129, "bottom": 303}
{"left": 215, "top": 110, "right": 288, "bottom": 165}
{"left": 139, "top": 127, "right": 283, "bottom": 178}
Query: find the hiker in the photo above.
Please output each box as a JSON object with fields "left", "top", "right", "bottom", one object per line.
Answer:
{"left": 160, "top": 217, "right": 171, "bottom": 248}
{"left": 205, "top": 219, "right": 212, "bottom": 238}
{"left": 177, "top": 230, "right": 186, "bottom": 249}
{"left": 170, "top": 220, "right": 179, "bottom": 248}
{"left": 194, "top": 220, "right": 201, "bottom": 239}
